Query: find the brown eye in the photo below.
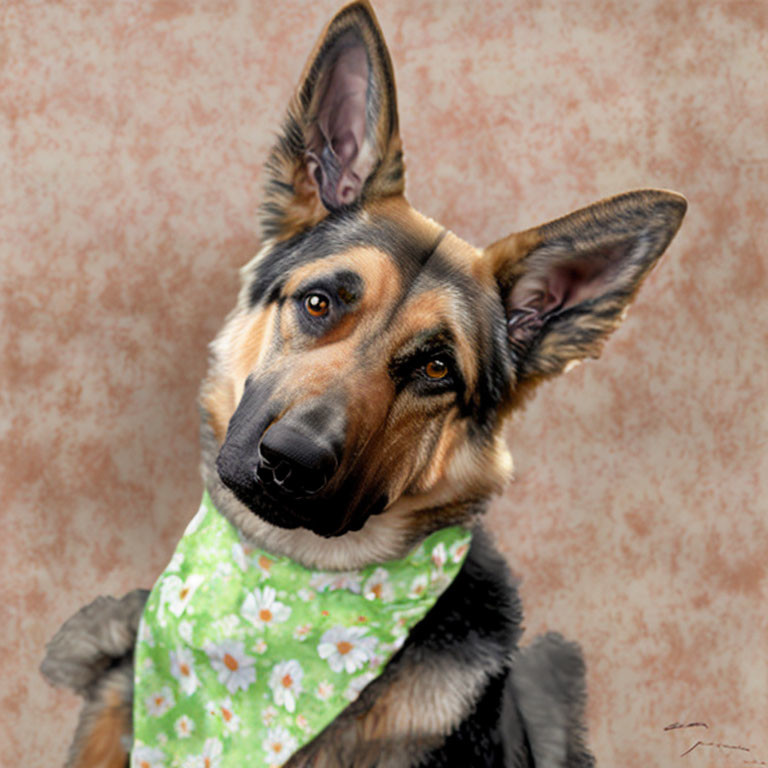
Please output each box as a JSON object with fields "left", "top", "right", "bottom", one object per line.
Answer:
{"left": 304, "top": 292, "right": 330, "bottom": 317}
{"left": 425, "top": 359, "right": 448, "bottom": 379}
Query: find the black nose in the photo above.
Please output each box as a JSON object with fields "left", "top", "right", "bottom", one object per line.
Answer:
{"left": 256, "top": 423, "right": 339, "bottom": 498}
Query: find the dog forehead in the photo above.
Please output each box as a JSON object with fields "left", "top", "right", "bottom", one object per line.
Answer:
{"left": 281, "top": 245, "right": 401, "bottom": 306}
{"left": 248, "top": 203, "right": 489, "bottom": 308}
{"left": 248, "top": 209, "right": 431, "bottom": 307}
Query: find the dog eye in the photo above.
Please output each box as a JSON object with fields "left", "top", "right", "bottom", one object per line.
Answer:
{"left": 304, "top": 292, "right": 330, "bottom": 318}
{"left": 424, "top": 359, "right": 449, "bottom": 380}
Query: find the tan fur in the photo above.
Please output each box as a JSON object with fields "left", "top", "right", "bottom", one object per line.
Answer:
{"left": 280, "top": 246, "right": 404, "bottom": 351}
{"left": 231, "top": 307, "right": 277, "bottom": 383}
{"left": 286, "top": 653, "right": 495, "bottom": 768}
{"left": 200, "top": 377, "right": 237, "bottom": 445}
{"left": 68, "top": 670, "right": 132, "bottom": 768}
{"left": 393, "top": 284, "right": 480, "bottom": 393}
{"left": 74, "top": 698, "right": 128, "bottom": 768}
{"left": 282, "top": 246, "right": 402, "bottom": 306}
{"left": 281, "top": 163, "right": 333, "bottom": 241}
{"left": 201, "top": 303, "right": 278, "bottom": 441}
{"left": 356, "top": 661, "right": 489, "bottom": 742}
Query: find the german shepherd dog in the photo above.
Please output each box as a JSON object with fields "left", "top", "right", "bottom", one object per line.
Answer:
{"left": 41, "top": 2, "right": 686, "bottom": 766}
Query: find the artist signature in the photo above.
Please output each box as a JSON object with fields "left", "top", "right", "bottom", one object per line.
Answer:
{"left": 664, "top": 721, "right": 765, "bottom": 763}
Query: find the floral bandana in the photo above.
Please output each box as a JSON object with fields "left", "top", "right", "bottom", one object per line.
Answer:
{"left": 132, "top": 492, "right": 472, "bottom": 768}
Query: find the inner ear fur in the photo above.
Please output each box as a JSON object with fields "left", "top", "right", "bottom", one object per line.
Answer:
{"left": 486, "top": 189, "right": 687, "bottom": 403}
{"left": 261, "top": 1, "right": 404, "bottom": 241}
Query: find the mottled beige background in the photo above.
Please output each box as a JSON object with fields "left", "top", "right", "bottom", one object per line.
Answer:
{"left": 2, "top": 0, "right": 767, "bottom": 765}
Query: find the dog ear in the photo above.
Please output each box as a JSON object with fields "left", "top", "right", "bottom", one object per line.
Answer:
{"left": 261, "top": 1, "right": 403, "bottom": 240}
{"left": 486, "top": 189, "right": 686, "bottom": 403}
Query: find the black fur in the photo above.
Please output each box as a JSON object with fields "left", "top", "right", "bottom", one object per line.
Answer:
{"left": 424, "top": 670, "right": 525, "bottom": 768}
{"left": 383, "top": 527, "right": 593, "bottom": 767}
{"left": 250, "top": 211, "right": 439, "bottom": 308}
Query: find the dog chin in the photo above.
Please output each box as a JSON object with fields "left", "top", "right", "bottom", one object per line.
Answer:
{"left": 224, "top": 481, "right": 388, "bottom": 539}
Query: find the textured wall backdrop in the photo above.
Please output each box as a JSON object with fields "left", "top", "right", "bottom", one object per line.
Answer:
{"left": 2, "top": 1, "right": 767, "bottom": 765}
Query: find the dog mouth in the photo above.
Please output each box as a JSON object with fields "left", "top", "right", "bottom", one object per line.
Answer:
{"left": 216, "top": 449, "right": 388, "bottom": 538}
{"left": 231, "top": 482, "right": 388, "bottom": 538}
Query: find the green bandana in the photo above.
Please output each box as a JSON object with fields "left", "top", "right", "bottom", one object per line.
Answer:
{"left": 132, "top": 492, "right": 471, "bottom": 768}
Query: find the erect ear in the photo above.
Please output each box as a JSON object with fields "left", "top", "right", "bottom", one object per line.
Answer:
{"left": 486, "top": 189, "right": 686, "bottom": 402}
{"left": 261, "top": 1, "right": 403, "bottom": 240}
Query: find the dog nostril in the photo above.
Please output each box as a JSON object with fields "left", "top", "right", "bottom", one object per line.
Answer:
{"left": 256, "top": 431, "right": 338, "bottom": 497}
{"left": 273, "top": 462, "right": 292, "bottom": 485}
{"left": 255, "top": 460, "right": 273, "bottom": 486}
{"left": 258, "top": 443, "right": 277, "bottom": 468}
{"left": 302, "top": 470, "right": 329, "bottom": 496}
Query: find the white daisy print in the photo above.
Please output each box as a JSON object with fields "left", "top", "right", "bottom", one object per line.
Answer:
{"left": 268, "top": 659, "right": 303, "bottom": 712}
{"left": 408, "top": 573, "right": 429, "bottom": 599}
{"left": 178, "top": 619, "right": 194, "bottom": 643}
{"left": 391, "top": 634, "right": 407, "bottom": 652}
{"left": 261, "top": 705, "right": 278, "bottom": 726}
{"left": 392, "top": 607, "right": 422, "bottom": 637}
{"left": 145, "top": 686, "right": 174, "bottom": 717}
{"left": 431, "top": 542, "right": 447, "bottom": 569}
{"left": 203, "top": 738, "right": 224, "bottom": 768}
{"left": 205, "top": 640, "right": 256, "bottom": 694}
{"left": 450, "top": 538, "right": 470, "bottom": 563}
{"left": 316, "top": 681, "right": 334, "bottom": 701}
{"left": 241, "top": 586, "right": 291, "bottom": 630}
{"left": 211, "top": 697, "right": 241, "bottom": 734}
{"left": 212, "top": 613, "right": 240, "bottom": 637}
{"left": 182, "top": 737, "right": 223, "bottom": 768}
{"left": 296, "top": 714, "right": 310, "bottom": 732}
{"left": 318, "top": 626, "right": 377, "bottom": 674}
{"left": 138, "top": 617, "right": 155, "bottom": 648}
{"left": 292, "top": 623, "right": 312, "bottom": 641}
{"left": 253, "top": 639, "right": 268, "bottom": 655}
{"left": 363, "top": 568, "right": 394, "bottom": 602}
{"left": 231, "top": 541, "right": 253, "bottom": 573}
{"left": 255, "top": 553, "right": 274, "bottom": 578}
{"left": 262, "top": 726, "right": 298, "bottom": 766}
{"left": 213, "top": 561, "right": 233, "bottom": 581}
{"left": 344, "top": 671, "right": 376, "bottom": 701}
{"left": 309, "top": 571, "right": 362, "bottom": 593}
{"left": 183, "top": 503, "right": 206, "bottom": 536}
{"left": 174, "top": 714, "right": 195, "bottom": 739}
{"left": 161, "top": 573, "right": 205, "bottom": 618}
{"left": 297, "top": 588, "right": 315, "bottom": 602}
{"left": 169, "top": 646, "right": 200, "bottom": 696}
{"left": 132, "top": 744, "right": 167, "bottom": 768}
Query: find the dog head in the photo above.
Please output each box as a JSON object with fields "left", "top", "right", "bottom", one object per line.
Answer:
{"left": 200, "top": 1, "right": 685, "bottom": 564}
